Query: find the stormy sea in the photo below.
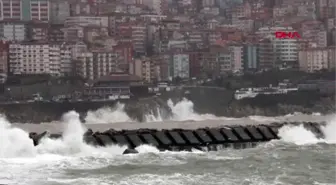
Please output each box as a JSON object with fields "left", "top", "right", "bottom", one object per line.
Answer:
{"left": 0, "top": 99, "right": 335, "bottom": 185}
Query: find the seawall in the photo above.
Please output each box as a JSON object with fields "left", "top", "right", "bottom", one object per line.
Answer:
{"left": 0, "top": 97, "right": 169, "bottom": 123}
{"left": 159, "top": 87, "right": 335, "bottom": 116}
{"left": 0, "top": 87, "right": 334, "bottom": 123}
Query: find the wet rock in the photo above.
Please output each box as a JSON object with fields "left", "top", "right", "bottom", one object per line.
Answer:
{"left": 30, "top": 131, "right": 49, "bottom": 146}
{"left": 122, "top": 148, "right": 139, "bottom": 155}
{"left": 84, "top": 129, "right": 93, "bottom": 137}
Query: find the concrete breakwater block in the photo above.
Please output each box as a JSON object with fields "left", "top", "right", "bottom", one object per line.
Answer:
{"left": 28, "top": 122, "right": 325, "bottom": 154}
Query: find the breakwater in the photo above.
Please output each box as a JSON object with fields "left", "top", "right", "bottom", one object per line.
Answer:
{"left": 29, "top": 122, "right": 325, "bottom": 154}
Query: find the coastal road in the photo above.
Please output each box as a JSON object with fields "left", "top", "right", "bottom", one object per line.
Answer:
{"left": 173, "top": 85, "right": 228, "bottom": 90}
{"left": 11, "top": 114, "right": 334, "bottom": 134}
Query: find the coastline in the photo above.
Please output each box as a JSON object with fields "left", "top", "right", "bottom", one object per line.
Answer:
{"left": 0, "top": 88, "right": 334, "bottom": 123}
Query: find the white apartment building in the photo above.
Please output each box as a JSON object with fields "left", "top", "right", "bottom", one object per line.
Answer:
{"left": 298, "top": 48, "right": 329, "bottom": 72}
{"left": 132, "top": 25, "right": 147, "bottom": 54}
{"left": 229, "top": 46, "right": 244, "bottom": 72}
{"left": 257, "top": 26, "right": 298, "bottom": 66}
{"left": 75, "top": 51, "right": 119, "bottom": 80}
{"left": 64, "top": 16, "right": 109, "bottom": 27}
{"left": 217, "top": 51, "right": 232, "bottom": 74}
{"left": 172, "top": 54, "right": 189, "bottom": 78}
{"left": 9, "top": 43, "right": 72, "bottom": 76}
{"left": 299, "top": 49, "right": 329, "bottom": 72}
{"left": 0, "top": 22, "right": 28, "bottom": 41}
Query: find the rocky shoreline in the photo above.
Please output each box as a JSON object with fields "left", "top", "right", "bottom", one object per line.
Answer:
{"left": 0, "top": 97, "right": 170, "bottom": 123}
{"left": 0, "top": 87, "right": 334, "bottom": 123}
{"left": 166, "top": 87, "right": 335, "bottom": 117}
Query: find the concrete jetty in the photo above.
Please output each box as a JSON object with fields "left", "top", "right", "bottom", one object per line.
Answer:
{"left": 28, "top": 122, "right": 325, "bottom": 154}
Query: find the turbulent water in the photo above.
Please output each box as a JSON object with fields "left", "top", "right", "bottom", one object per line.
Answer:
{"left": 84, "top": 98, "right": 330, "bottom": 124}
{"left": 0, "top": 99, "right": 335, "bottom": 185}
{"left": 84, "top": 99, "right": 221, "bottom": 123}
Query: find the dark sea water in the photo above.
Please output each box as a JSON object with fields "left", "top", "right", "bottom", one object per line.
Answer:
{"left": 0, "top": 140, "right": 335, "bottom": 185}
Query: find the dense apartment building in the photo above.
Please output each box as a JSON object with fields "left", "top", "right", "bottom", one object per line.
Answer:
{"left": 0, "top": 0, "right": 22, "bottom": 20}
{"left": 0, "top": 21, "right": 28, "bottom": 41}
{"left": 258, "top": 38, "right": 275, "bottom": 70}
{"left": 8, "top": 42, "right": 72, "bottom": 76}
{"left": 117, "top": 22, "right": 147, "bottom": 55}
{"left": 316, "top": 0, "right": 336, "bottom": 19}
{"left": 0, "top": 0, "right": 49, "bottom": 21}
{"left": 243, "top": 44, "right": 258, "bottom": 71}
{"left": 0, "top": 0, "right": 333, "bottom": 83}
{"left": 27, "top": 0, "right": 49, "bottom": 21}
{"left": 229, "top": 45, "right": 244, "bottom": 72}
{"left": 171, "top": 53, "right": 190, "bottom": 78}
{"left": 298, "top": 47, "right": 336, "bottom": 72}
{"left": 299, "top": 48, "right": 327, "bottom": 72}
{"left": 74, "top": 50, "right": 120, "bottom": 80}
{"left": 30, "top": 22, "right": 49, "bottom": 41}
{"left": 217, "top": 49, "right": 232, "bottom": 74}
{"left": 300, "top": 21, "right": 328, "bottom": 48}
{"left": 129, "top": 56, "right": 160, "bottom": 83}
